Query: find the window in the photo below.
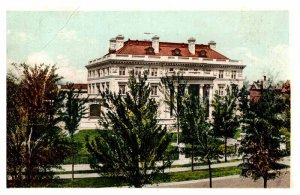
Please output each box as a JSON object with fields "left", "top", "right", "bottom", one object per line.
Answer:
{"left": 151, "top": 68, "right": 158, "bottom": 77}
{"left": 135, "top": 67, "right": 142, "bottom": 76}
{"left": 219, "top": 70, "right": 224, "bottom": 78}
{"left": 96, "top": 83, "right": 100, "bottom": 93}
{"left": 88, "top": 71, "right": 91, "bottom": 78}
{"left": 172, "top": 48, "right": 182, "bottom": 56}
{"left": 101, "top": 83, "right": 105, "bottom": 91}
{"left": 106, "top": 82, "right": 110, "bottom": 91}
{"left": 204, "top": 69, "right": 211, "bottom": 74}
{"left": 198, "top": 50, "right": 207, "bottom": 57}
{"left": 194, "top": 69, "right": 198, "bottom": 71}
{"left": 102, "top": 68, "right": 105, "bottom": 76}
{"left": 145, "top": 47, "right": 155, "bottom": 54}
{"left": 90, "top": 104, "right": 101, "bottom": 118}
{"left": 88, "top": 84, "right": 91, "bottom": 93}
{"left": 231, "top": 71, "right": 236, "bottom": 79}
{"left": 218, "top": 86, "right": 224, "bottom": 96}
{"left": 119, "top": 67, "right": 126, "bottom": 75}
{"left": 151, "top": 85, "right": 158, "bottom": 96}
{"left": 169, "top": 68, "right": 174, "bottom": 72}
{"left": 119, "top": 84, "right": 126, "bottom": 95}
{"left": 107, "top": 67, "right": 110, "bottom": 75}
{"left": 97, "top": 69, "right": 100, "bottom": 77}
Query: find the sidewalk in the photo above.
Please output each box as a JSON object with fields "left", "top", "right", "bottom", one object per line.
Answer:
{"left": 55, "top": 155, "right": 242, "bottom": 172}
{"left": 55, "top": 156, "right": 290, "bottom": 179}
{"left": 55, "top": 160, "right": 241, "bottom": 179}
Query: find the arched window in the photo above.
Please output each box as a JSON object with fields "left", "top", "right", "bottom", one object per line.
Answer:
{"left": 90, "top": 104, "right": 101, "bottom": 118}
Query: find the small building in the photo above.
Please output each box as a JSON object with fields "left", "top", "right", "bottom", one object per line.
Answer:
{"left": 249, "top": 76, "right": 290, "bottom": 102}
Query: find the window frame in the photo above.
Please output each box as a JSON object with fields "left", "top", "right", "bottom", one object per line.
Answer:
{"left": 119, "top": 67, "right": 126, "bottom": 76}
{"left": 219, "top": 70, "right": 224, "bottom": 79}
{"left": 150, "top": 85, "right": 158, "bottom": 96}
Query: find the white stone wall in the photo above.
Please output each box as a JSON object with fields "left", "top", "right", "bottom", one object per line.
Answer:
{"left": 84, "top": 55, "right": 245, "bottom": 130}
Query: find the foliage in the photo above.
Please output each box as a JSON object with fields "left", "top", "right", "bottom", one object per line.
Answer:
{"left": 7, "top": 63, "right": 71, "bottom": 187}
{"left": 238, "top": 82, "right": 287, "bottom": 188}
{"left": 212, "top": 85, "right": 239, "bottom": 162}
{"left": 160, "top": 73, "right": 187, "bottom": 144}
{"left": 86, "top": 71, "right": 172, "bottom": 187}
{"left": 180, "top": 94, "right": 222, "bottom": 187}
{"left": 60, "top": 82, "right": 89, "bottom": 179}
{"left": 60, "top": 82, "right": 88, "bottom": 135}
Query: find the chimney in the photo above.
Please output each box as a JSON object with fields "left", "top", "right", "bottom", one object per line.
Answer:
{"left": 109, "top": 37, "right": 116, "bottom": 52}
{"left": 152, "top": 35, "right": 160, "bottom": 53}
{"left": 115, "top": 34, "right": 125, "bottom": 51}
{"left": 188, "top": 37, "right": 196, "bottom": 55}
{"left": 208, "top": 40, "right": 216, "bottom": 50}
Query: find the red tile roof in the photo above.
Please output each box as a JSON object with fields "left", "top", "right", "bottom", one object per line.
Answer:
{"left": 110, "top": 40, "right": 229, "bottom": 59}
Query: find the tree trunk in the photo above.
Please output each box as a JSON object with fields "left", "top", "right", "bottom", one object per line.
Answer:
{"left": 191, "top": 142, "right": 194, "bottom": 172}
{"left": 208, "top": 159, "right": 212, "bottom": 188}
{"left": 162, "top": 158, "right": 165, "bottom": 174}
{"left": 177, "top": 118, "right": 180, "bottom": 146}
{"left": 224, "top": 136, "right": 228, "bottom": 162}
{"left": 71, "top": 136, "right": 74, "bottom": 180}
{"left": 263, "top": 175, "right": 268, "bottom": 188}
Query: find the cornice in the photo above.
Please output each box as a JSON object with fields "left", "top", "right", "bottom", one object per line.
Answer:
{"left": 86, "top": 59, "right": 246, "bottom": 69}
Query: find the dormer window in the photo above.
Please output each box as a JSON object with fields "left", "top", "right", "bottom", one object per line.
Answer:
{"left": 198, "top": 50, "right": 207, "bottom": 57}
{"left": 145, "top": 47, "right": 155, "bottom": 54}
{"left": 172, "top": 48, "right": 182, "bottom": 56}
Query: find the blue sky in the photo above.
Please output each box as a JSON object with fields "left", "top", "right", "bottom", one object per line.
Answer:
{"left": 7, "top": 11, "right": 289, "bottom": 83}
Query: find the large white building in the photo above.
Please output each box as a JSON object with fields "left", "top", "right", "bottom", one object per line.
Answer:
{"left": 81, "top": 35, "right": 246, "bottom": 129}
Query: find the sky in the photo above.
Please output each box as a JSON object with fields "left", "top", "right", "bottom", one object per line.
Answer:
{"left": 6, "top": 11, "right": 289, "bottom": 83}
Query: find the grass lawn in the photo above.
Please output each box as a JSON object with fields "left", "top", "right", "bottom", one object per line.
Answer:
{"left": 64, "top": 130, "right": 180, "bottom": 164}
{"left": 49, "top": 166, "right": 241, "bottom": 187}
{"left": 49, "top": 176, "right": 128, "bottom": 188}
{"left": 63, "top": 129, "right": 105, "bottom": 164}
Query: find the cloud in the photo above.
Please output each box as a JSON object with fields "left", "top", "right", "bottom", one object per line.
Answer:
{"left": 22, "top": 52, "right": 86, "bottom": 83}
{"left": 231, "top": 44, "right": 290, "bottom": 82}
{"left": 58, "top": 29, "right": 80, "bottom": 42}
{"left": 265, "top": 44, "right": 290, "bottom": 80}
{"left": 25, "top": 51, "right": 54, "bottom": 65}
{"left": 55, "top": 54, "right": 87, "bottom": 83}
{"left": 8, "top": 31, "right": 33, "bottom": 42}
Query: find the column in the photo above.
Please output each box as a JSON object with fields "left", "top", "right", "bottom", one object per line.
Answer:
{"left": 199, "top": 84, "right": 203, "bottom": 101}
{"left": 209, "top": 85, "right": 214, "bottom": 119}
{"left": 185, "top": 83, "right": 189, "bottom": 94}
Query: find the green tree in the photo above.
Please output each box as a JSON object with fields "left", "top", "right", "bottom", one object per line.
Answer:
{"left": 160, "top": 73, "right": 187, "bottom": 145}
{"left": 7, "top": 73, "right": 26, "bottom": 186}
{"left": 180, "top": 94, "right": 205, "bottom": 171}
{"left": 7, "top": 63, "right": 70, "bottom": 187}
{"left": 212, "top": 85, "right": 239, "bottom": 162}
{"left": 197, "top": 127, "right": 222, "bottom": 188}
{"left": 279, "top": 89, "right": 290, "bottom": 154}
{"left": 238, "top": 83, "right": 286, "bottom": 188}
{"left": 60, "top": 82, "right": 88, "bottom": 180}
{"left": 86, "top": 71, "right": 171, "bottom": 188}
{"left": 181, "top": 94, "right": 221, "bottom": 187}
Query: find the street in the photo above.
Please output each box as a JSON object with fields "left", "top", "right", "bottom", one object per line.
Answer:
{"left": 150, "top": 170, "right": 290, "bottom": 188}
